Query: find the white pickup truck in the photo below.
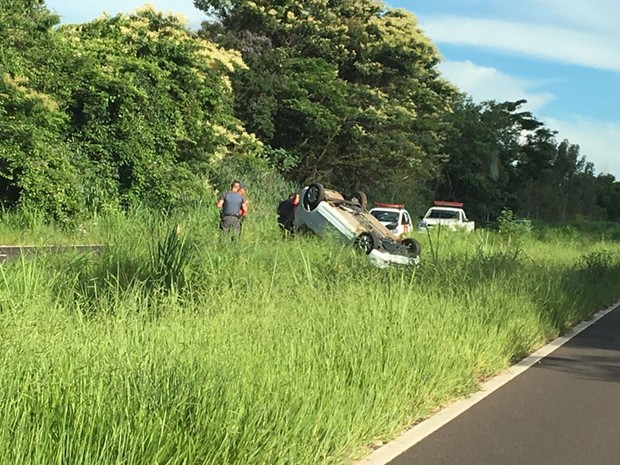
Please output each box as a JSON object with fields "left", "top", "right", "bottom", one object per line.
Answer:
{"left": 417, "top": 201, "right": 475, "bottom": 232}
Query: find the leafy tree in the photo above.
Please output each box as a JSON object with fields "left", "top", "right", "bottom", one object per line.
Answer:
{"left": 0, "top": 3, "right": 260, "bottom": 217}
{"left": 595, "top": 174, "right": 620, "bottom": 221}
{"left": 513, "top": 126, "right": 559, "bottom": 219}
{"left": 514, "top": 131, "right": 599, "bottom": 221}
{"left": 196, "top": 0, "right": 455, "bottom": 194}
{"left": 0, "top": 0, "right": 82, "bottom": 219}
{"left": 56, "top": 7, "right": 258, "bottom": 210}
{"left": 548, "top": 140, "right": 589, "bottom": 220}
{"left": 435, "top": 97, "right": 541, "bottom": 221}
{"left": 434, "top": 95, "right": 613, "bottom": 223}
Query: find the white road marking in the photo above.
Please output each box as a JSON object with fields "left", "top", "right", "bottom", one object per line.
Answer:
{"left": 356, "top": 300, "right": 620, "bottom": 465}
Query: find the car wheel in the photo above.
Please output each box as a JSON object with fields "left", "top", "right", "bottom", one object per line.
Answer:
{"left": 304, "top": 183, "right": 326, "bottom": 210}
{"left": 351, "top": 191, "right": 368, "bottom": 209}
{"left": 401, "top": 238, "right": 421, "bottom": 257}
{"left": 354, "top": 232, "right": 378, "bottom": 255}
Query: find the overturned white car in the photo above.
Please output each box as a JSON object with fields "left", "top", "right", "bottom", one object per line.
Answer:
{"left": 294, "top": 183, "right": 421, "bottom": 266}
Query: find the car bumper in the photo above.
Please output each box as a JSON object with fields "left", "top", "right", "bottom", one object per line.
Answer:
{"left": 368, "top": 249, "right": 419, "bottom": 267}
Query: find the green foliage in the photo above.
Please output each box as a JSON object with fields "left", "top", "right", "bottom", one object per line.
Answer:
{"left": 579, "top": 249, "right": 614, "bottom": 276}
{"left": 149, "top": 224, "right": 193, "bottom": 292}
{"left": 0, "top": 82, "right": 83, "bottom": 219}
{"left": 1, "top": 205, "right": 620, "bottom": 464}
{"left": 494, "top": 208, "right": 531, "bottom": 262}
{"left": 198, "top": 0, "right": 455, "bottom": 193}
{"left": 56, "top": 8, "right": 257, "bottom": 211}
{"left": 497, "top": 208, "right": 532, "bottom": 237}
{"left": 1, "top": 0, "right": 619, "bottom": 225}
{"left": 0, "top": 0, "right": 83, "bottom": 219}
{"left": 593, "top": 173, "right": 620, "bottom": 221}
{"left": 435, "top": 95, "right": 619, "bottom": 224}
{"left": 436, "top": 97, "right": 538, "bottom": 220}
{"left": 0, "top": 4, "right": 263, "bottom": 218}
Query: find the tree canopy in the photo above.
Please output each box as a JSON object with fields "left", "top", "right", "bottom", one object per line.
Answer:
{"left": 197, "top": 0, "right": 455, "bottom": 193}
{"left": 1, "top": 2, "right": 258, "bottom": 216}
{"left": 0, "top": 0, "right": 618, "bottom": 222}
{"left": 436, "top": 95, "right": 619, "bottom": 222}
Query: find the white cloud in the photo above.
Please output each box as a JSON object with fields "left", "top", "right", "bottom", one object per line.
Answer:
{"left": 544, "top": 117, "right": 620, "bottom": 178}
{"left": 520, "top": 0, "right": 620, "bottom": 33}
{"left": 423, "top": 17, "right": 620, "bottom": 72}
{"left": 439, "top": 60, "right": 620, "bottom": 178}
{"left": 47, "top": 0, "right": 206, "bottom": 27}
{"left": 439, "top": 60, "right": 555, "bottom": 113}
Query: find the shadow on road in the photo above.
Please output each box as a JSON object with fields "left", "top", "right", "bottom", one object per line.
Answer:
{"left": 533, "top": 306, "right": 620, "bottom": 384}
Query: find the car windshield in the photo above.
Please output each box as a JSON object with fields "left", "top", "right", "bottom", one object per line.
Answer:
{"left": 426, "top": 209, "right": 458, "bottom": 219}
{"left": 371, "top": 210, "right": 399, "bottom": 223}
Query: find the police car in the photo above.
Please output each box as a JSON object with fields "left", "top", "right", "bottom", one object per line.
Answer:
{"left": 294, "top": 183, "right": 421, "bottom": 266}
{"left": 417, "top": 201, "right": 475, "bottom": 232}
{"left": 368, "top": 202, "right": 413, "bottom": 237}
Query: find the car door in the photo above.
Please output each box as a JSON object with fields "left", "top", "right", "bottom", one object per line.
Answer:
{"left": 402, "top": 211, "right": 411, "bottom": 235}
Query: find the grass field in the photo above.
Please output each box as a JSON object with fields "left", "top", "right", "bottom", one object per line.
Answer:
{"left": 1, "top": 202, "right": 619, "bottom": 465}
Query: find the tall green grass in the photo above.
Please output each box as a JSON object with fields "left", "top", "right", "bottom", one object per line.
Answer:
{"left": 0, "top": 204, "right": 619, "bottom": 465}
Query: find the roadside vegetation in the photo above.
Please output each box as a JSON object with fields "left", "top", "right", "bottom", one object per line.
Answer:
{"left": 1, "top": 190, "right": 619, "bottom": 465}
{"left": 3, "top": 0, "right": 620, "bottom": 223}
{"left": 2, "top": 1, "right": 620, "bottom": 464}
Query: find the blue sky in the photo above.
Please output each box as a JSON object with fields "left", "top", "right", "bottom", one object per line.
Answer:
{"left": 46, "top": 0, "right": 620, "bottom": 178}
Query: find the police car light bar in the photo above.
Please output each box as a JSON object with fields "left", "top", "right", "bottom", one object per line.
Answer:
{"left": 373, "top": 202, "right": 405, "bottom": 208}
{"left": 433, "top": 200, "right": 463, "bottom": 207}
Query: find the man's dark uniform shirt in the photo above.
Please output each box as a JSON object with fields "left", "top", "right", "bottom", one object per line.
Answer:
{"left": 277, "top": 198, "right": 297, "bottom": 230}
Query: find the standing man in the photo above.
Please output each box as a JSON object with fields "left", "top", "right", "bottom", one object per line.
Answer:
{"left": 217, "top": 180, "right": 248, "bottom": 237}
{"left": 277, "top": 192, "right": 300, "bottom": 237}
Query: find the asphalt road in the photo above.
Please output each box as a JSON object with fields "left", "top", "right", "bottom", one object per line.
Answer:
{"left": 389, "top": 305, "right": 620, "bottom": 465}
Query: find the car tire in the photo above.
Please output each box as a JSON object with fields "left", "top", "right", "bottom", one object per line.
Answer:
{"left": 304, "top": 183, "right": 326, "bottom": 210}
{"left": 351, "top": 191, "right": 368, "bottom": 209}
{"left": 354, "top": 232, "right": 378, "bottom": 255}
{"left": 401, "top": 238, "right": 422, "bottom": 257}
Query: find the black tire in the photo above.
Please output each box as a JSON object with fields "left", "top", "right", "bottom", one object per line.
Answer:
{"left": 401, "top": 238, "right": 422, "bottom": 257}
{"left": 354, "top": 232, "right": 378, "bottom": 255}
{"left": 351, "top": 191, "right": 368, "bottom": 209}
{"left": 303, "top": 183, "right": 326, "bottom": 211}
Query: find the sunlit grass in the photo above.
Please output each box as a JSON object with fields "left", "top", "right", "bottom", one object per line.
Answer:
{"left": 0, "top": 206, "right": 619, "bottom": 465}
